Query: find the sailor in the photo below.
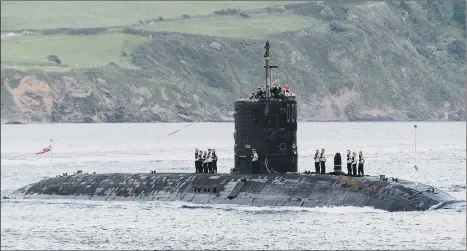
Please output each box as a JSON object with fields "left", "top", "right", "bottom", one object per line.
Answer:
{"left": 206, "top": 149, "right": 213, "bottom": 173}
{"left": 270, "top": 85, "right": 278, "bottom": 98}
{"left": 249, "top": 91, "right": 255, "bottom": 100}
{"left": 284, "top": 84, "right": 291, "bottom": 96}
{"left": 254, "top": 87, "right": 263, "bottom": 99}
{"left": 346, "top": 150, "right": 352, "bottom": 175}
{"left": 351, "top": 152, "right": 357, "bottom": 176}
{"left": 358, "top": 151, "right": 365, "bottom": 176}
{"left": 314, "top": 149, "right": 320, "bottom": 173}
{"left": 212, "top": 149, "right": 218, "bottom": 173}
{"left": 202, "top": 150, "right": 208, "bottom": 173}
{"left": 251, "top": 148, "right": 259, "bottom": 174}
{"left": 198, "top": 150, "right": 203, "bottom": 172}
{"left": 319, "top": 148, "right": 326, "bottom": 174}
{"left": 195, "top": 148, "right": 201, "bottom": 173}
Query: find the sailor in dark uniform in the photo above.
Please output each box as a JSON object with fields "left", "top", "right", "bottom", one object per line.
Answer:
{"left": 351, "top": 152, "right": 357, "bottom": 176}
{"left": 206, "top": 149, "right": 213, "bottom": 173}
{"left": 270, "top": 85, "right": 278, "bottom": 98}
{"left": 314, "top": 149, "right": 320, "bottom": 173}
{"left": 346, "top": 150, "right": 352, "bottom": 175}
{"left": 358, "top": 151, "right": 365, "bottom": 176}
{"left": 319, "top": 148, "right": 326, "bottom": 174}
{"left": 212, "top": 149, "right": 218, "bottom": 173}
{"left": 251, "top": 148, "right": 259, "bottom": 174}
{"left": 202, "top": 150, "right": 208, "bottom": 173}
{"left": 195, "top": 148, "right": 201, "bottom": 173}
{"left": 254, "top": 87, "right": 263, "bottom": 99}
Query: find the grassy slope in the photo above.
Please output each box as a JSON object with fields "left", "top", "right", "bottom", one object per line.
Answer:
{"left": 1, "top": 33, "right": 150, "bottom": 71}
{"left": 0, "top": 1, "right": 307, "bottom": 72}
{"left": 2, "top": 5, "right": 323, "bottom": 72}
{"left": 1, "top": 1, "right": 299, "bottom": 30}
{"left": 1, "top": 1, "right": 465, "bottom": 122}
{"left": 135, "top": 13, "right": 327, "bottom": 38}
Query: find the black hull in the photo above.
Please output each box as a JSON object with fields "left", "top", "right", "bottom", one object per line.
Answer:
{"left": 11, "top": 172, "right": 465, "bottom": 212}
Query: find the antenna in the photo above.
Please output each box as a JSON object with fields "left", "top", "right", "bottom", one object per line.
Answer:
{"left": 263, "top": 41, "right": 278, "bottom": 100}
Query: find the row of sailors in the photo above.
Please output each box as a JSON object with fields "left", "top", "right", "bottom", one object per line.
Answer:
{"left": 249, "top": 84, "right": 293, "bottom": 100}
{"left": 314, "top": 149, "right": 365, "bottom": 176}
{"left": 195, "top": 148, "right": 218, "bottom": 173}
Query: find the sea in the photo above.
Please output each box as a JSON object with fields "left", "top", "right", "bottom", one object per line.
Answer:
{"left": 1, "top": 122, "right": 466, "bottom": 250}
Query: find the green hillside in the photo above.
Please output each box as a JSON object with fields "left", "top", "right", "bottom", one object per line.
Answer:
{"left": 1, "top": 1, "right": 299, "bottom": 30}
{"left": 1, "top": 1, "right": 465, "bottom": 123}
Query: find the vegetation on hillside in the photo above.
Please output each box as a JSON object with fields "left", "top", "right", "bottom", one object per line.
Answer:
{"left": 1, "top": 1, "right": 299, "bottom": 30}
{"left": 1, "top": 1, "right": 465, "bottom": 123}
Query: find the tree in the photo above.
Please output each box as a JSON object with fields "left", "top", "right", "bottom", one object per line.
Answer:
{"left": 47, "top": 55, "right": 62, "bottom": 65}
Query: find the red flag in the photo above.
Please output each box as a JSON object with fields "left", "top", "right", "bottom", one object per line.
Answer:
{"left": 36, "top": 145, "right": 51, "bottom": 155}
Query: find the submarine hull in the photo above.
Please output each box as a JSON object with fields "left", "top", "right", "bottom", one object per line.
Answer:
{"left": 11, "top": 173, "right": 465, "bottom": 212}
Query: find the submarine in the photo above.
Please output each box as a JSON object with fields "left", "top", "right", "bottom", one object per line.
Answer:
{"left": 10, "top": 41, "right": 465, "bottom": 212}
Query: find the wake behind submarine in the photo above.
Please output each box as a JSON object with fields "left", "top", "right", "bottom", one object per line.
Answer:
{"left": 11, "top": 41, "right": 465, "bottom": 212}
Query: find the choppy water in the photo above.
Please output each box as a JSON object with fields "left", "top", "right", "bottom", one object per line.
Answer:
{"left": 1, "top": 122, "right": 466, "bottom": 250}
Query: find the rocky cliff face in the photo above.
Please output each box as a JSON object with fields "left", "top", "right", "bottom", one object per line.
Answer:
{"left": 1, "top": 1, "right": 465, "bottom": 123}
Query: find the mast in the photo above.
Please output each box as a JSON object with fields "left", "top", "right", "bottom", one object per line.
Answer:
{"left": 264, "top": 41, "right": 270, "bottom": 99}
{"left": 263, "top": 41, "right": 278, "bottom": 100}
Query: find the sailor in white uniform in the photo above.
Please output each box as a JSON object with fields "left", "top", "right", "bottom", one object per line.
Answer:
{"left": 314, "top": 149, "right": 320, "bottom": 173}
{"left": 351, "top": 152, "right": 357, "bottom": 176}
{"left": 358, "top": 151, "right": 365, "bottom": 176}
{"left": 206, "top": 149, "right": 213, "bottom": 173}
{"left": 252, "top": 149, "right": 260, "bottom": 174}
{"left": 319, "top": 148, "right": 326, "bottom": 174}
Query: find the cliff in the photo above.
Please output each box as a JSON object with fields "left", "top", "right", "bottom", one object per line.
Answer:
{"left": 1, "top": 1, "right": 465, "bottom": 123}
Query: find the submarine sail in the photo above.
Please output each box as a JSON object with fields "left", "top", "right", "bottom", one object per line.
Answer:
{"left": 233, "top": 40, "right": 297, "bottom": 174}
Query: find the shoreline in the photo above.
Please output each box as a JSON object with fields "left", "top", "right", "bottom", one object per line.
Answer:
{"left": 2, "top": 120, "right": 466, "bottom": 125}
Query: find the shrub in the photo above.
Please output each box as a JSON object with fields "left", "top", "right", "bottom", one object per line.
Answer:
{"left": 47, "top": 55, "right": 62, "bottom": 64}
{"left": 214, "top": 8, "right": 240, "bottom": 15}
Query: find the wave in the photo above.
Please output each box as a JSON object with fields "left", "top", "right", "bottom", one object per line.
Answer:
{"left": 176, "top": 202, "right": 387, "bottom": 214}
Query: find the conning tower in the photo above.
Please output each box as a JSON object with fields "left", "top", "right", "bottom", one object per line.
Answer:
{"left": 233, "top": 41, "right": 298, "bottom": 174}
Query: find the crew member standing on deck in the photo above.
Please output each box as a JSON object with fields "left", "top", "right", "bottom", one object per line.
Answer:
{"left": 358, "top": 151, "right": 365, "bottom": 176}
{"left": 195, "top": 148, "right": 201, "bottom": 173}
{"left": 346, "top": 150, "right": 352, "bottom": 175}
{"left": 206, "top": 149, "right": 213, "bottom": 173}
{"left": 314, "top": 150, "right": 320, "bottom": 173}
{"left": 212, "top": 149, "right": 218, "bottom": 173}
{"left": 319, "top": 148, "right": 326, "bottom": 174}
{"left": 252, "top": 149, "right": 259, "bottom": 174}
{"left": 202, "top": 150, "right": 208, "bottom": 173}
{"left": 351, "top": 152, "right": 357, "bottom": 176}
{"left": 270, "top": 84, "right": 278, "bottom": 98}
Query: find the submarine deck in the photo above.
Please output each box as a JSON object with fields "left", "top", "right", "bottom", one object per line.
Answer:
{"left": 12, "top": 172, "right": 464, "bottom": 212}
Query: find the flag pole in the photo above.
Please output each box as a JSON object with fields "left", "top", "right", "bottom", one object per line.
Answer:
{"left": 414, "top": 125, "right": 417, "bottom": 168}
{"left": 50, "top": 139, "right": 53, "bottom": 164}
{"left": 413, "top": 124, "right": 418, "bottom": 185}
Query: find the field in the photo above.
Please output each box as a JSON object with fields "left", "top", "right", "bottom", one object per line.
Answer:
{"left": 136, "top": 13, "right": 327, "bottom": 38}
{"left": 1, "top": 1, "right": 301, "bottom": 30}
{"left": 1, "top": 33, "right": 150, "bottom": 71}
{"left": 1, "top": 1, "right": 328, "bottom": 72}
